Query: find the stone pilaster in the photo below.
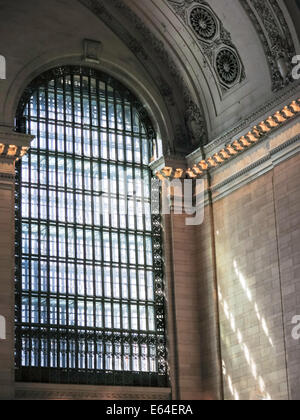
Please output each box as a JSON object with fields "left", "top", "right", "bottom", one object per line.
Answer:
{"left": 0, "top": 127, "right": 33, "bottom": 400}
{"left": 151, "top": 156, "right": 219, "bottom": 399}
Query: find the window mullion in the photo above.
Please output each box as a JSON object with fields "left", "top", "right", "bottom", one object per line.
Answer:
{"left": 54, "top": 77, "right": 60, "bottom": 372}
{"left": 70, "top": 72, "right": 79, "bottom": 374}
{"left": 88, "top": 74, "right": 97, "bottom": 373}
{"left": 15, "top": 66, "right": 167, "bottom": 387}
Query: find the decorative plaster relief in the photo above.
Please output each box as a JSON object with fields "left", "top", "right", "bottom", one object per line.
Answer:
{"left": 83, "top": 39, "right": 103, "bottom": 64}
{"left": 240, "top": 0, "right": 296, "bottom": 91}
{"left": 167, "top": 0, "right": 246, "bottom": 91}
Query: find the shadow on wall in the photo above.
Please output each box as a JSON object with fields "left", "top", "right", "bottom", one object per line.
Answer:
{"left": 218, "top": 259, "right": 282, "bottom": 400}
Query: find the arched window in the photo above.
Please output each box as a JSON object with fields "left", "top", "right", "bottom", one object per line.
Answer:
{"left": 15, "top": 66, "right": 167, "bottom": 387}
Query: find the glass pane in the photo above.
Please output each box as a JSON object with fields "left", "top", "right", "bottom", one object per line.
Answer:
{"left": 15, "top": 67, "right": 166, "bottom": 387}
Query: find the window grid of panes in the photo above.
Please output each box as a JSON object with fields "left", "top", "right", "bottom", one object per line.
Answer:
{"left": 15, "top": 66, "right": 167, "bottom": 387}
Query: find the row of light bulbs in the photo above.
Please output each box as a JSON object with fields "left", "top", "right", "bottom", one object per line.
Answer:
{"left": 156, "top": 99, "right": 300, "bottom": 181}
{"left": 1, "top": 99, "right": 299, "bottom": 168}
{"left": 0, "top": 143, "right": 29, "bottom": 160}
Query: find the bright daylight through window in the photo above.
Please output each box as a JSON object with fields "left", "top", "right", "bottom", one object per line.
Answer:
{"left": 14, "top": 66, "right": 167, "bottom": 387}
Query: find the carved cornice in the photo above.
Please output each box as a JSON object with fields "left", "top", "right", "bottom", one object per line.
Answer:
{"left": 209, "top": 133, "right": 300, "bottom": 203}
{"left": 154, "top": 99, "right": 300, "bottom": 180}
{"left": 0, "top": 127, "right": 33, "bottom": 161}
{"left": 150, "top": 154, "right": 187, "bottom": 181}
{"left": 203, "top": 82, "right": 300, "bottom": 154}
{"left": 240, "top": 0, "right": 296, "bottom": 91}
{"left": 0, "top": 144, "right": 29, "bottom": 161}
{"left": 158, "top": 129, "right": 300, "bottom": 206}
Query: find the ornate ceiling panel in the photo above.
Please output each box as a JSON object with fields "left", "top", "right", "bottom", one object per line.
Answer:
{"left": 1, "top": 0, "right": 298, "bottom": 158}
{"left": 78, "top": 0, "right": 299, "bottom": 153}
{"left": 166, "top": 0, "right": 246, "bottom": 92}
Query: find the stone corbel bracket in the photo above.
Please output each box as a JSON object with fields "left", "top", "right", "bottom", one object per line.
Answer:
{"left": 150, "top": 154, "right": 187, "bottom": 181}
{"left": 0, "top": 128, "right": 33, "bottom": 161}
{"left": 150, "top": 154, "right": 206, "bottom": 218}
{"left": 0, "top": 127, "right": 34, "bottom": 180}
{"left": 154, "top": 99, "right": 300, "bottom": 181}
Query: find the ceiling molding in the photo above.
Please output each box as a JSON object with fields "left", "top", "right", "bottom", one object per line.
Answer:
{"left": 154, "top": 99, "right": 300, "bottom": 179}
{"left": 209, "top": 132, "right": 300, "bottom": 203}
{"left": 203, "top": 81, "right": 300, "bottom": 154}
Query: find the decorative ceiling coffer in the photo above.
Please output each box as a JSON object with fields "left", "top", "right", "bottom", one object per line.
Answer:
{"left": 167, "top": 0, "right": 246, "bottom": 91}
{"left": 189, "top": 5, "right": 218, "bottom": 41}
{"left": 215, "top": 48, "right": 241, "bottom": 87}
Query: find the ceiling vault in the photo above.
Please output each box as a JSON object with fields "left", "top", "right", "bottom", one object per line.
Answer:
{"left": 78, "top": 0, "right": 208, "bottom": 154}
{"left": 240, "top": 0, "right": 297, "bottom": 91}
{"left": 166, "top": 0, "right": 246, "bottom": 93}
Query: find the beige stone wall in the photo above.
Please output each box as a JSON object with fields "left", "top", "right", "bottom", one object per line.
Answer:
{"left": 164, "top": 212, "right": 203, "bottom": 400}
{"left": 154, "top": 141, "right": 300, "bottom": 401}
{"left": 0, "top": 131, "right": 36, "bottom": 400}
{"left": 195, "top": 206, "right": 223, "bottom": 400}
{"left": 166, "top": 150, "right": 300, "bottom": 401}
{"left": 274, "top": 153, "right": 300, "bottom": 400}
{"left": 163, "top": 205, "right": 222, "bottom": 400}
{"left": 214, "top": 170, "right": 288, "bottom": 400}
{"left": 201, "top": 153, "right": 300, "bottom": 400}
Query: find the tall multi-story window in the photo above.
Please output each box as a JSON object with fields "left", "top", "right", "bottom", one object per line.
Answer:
{"left": 15, "top": 66, "right": 167, "bottom": 387}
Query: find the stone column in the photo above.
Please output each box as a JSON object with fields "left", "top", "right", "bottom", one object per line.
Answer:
{"left": 0, "top": 127, "right": 33, "bottom": 400}
{"left": 151, "top": 156, "right": 222, "bottom": 400}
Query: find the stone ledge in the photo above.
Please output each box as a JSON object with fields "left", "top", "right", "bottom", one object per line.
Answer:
{"left": 15, "top": 383, "right": 172, "bottom": 401}
{"left": 209, "top": 126, "right": 300, "bottom": 203}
